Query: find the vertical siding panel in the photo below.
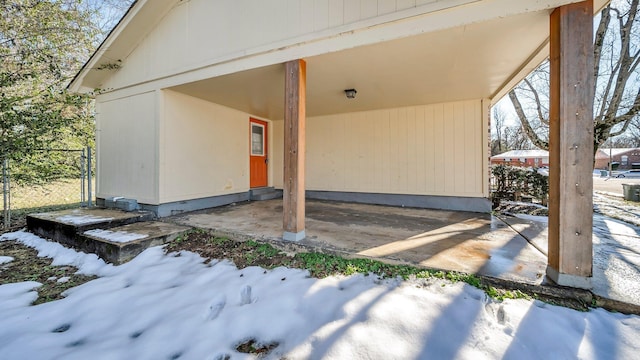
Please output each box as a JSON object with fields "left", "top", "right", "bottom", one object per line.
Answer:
{"left": 307, "top": 117, "right": 322, "bottom": 190}
{"left": 474, "top": 101, "right": 484, "bottom": 194}
{"left": 397, "top": 108, "right": 408, "bottom": 192}
{"left": 443, "top": 103, "right": 455, "bottom": 194}
{"left": 391, "top": 109, "right": 407, "bottom": 193}
{"left": 454, "top": 103, "right": 465, "bottom": 193}
{"left": 373, "top": 111, "right": 384, "bottom": 191}
{"left": 396, "top": 0, "right": 416, "bottom": 11}
{"left": 345, "top": 114, "right": 356, "bottom": 191}
{"left": 465, "top": 101, "right": 479, "bottom": 194}
{"left": 416, "top": 0, "right": 437, "bottom": 5}
{"left": 314, "top": 0, "right": 330, "bottom": 31}
{"left": 286, "top": 0, "right": 302, "bottom": 37}
{"left": 424, "top": 104, "right": 436, "bottom": 193}
{"left": 361, "top": 0, "right": 378, "bottom": 19}
{"left": 415, "top": 106, "right": 426, "bottom": 194}
{"left": 300, "top": 0, "right": 316, "bottom": 34}
{"left": 388, "top": 109, "right": 399, "bottom": 192}
{"left": 353, "top": 112, "right": 363, "bottom": 191}
{"left": 338, "top": 116, "right": 348, "bottom": 190}
{"left": 378, "top": 0, "right": 396, "bottom": 14}
{"left": 362, "top": 112, "right": 375, "bottom": 191}
{"left": 328, "top": 0, "right": 344, "bottom": 27}
{"left": 433, "top": 104, "right": 445, "bottom": 193}
{"left": 327, "top": 116, "right": 339, "bottom": 190}
{"left": 406, "top": 107, "right": 418, "bottom": 193}
{"left": 343, "top": 0, "right": 361, "bottom": 24}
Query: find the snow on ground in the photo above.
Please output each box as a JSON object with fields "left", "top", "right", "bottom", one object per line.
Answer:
{"left": 514, "top": 214, "right": 549, "bottom": 224}
{"left": 84, "top": 229, "right": 148, "bottom": 243}
{"left": 54, "top": 215, "right": 115, "bottom": 226}
{"left": 1, "top": 231, "right": 639, "bottom": 360}
{"left": 593, "top": 193, "right": 640, "bottom": 227}
{"left": 0, "top": 256, "right": 13, "bottom": 264}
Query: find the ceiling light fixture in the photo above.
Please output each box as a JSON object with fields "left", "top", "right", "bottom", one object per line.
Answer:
{"left": 344, "top": 89, "right": 357, "bottom": 99}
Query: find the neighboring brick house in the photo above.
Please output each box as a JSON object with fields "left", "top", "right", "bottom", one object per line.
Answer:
{"left": 491, "top": 150, "right": 549, "bottom": 168}
{"left": 595, "top": 148, "right": 640, "bottom": 170}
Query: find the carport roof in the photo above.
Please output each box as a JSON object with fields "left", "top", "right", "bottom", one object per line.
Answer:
{"left": 70, "top": 0, "right": 609, "bottom": 119}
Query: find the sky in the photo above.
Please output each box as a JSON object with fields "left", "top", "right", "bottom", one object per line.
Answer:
{"left": 0, "top": 230, "right": 639, "bottom": 360}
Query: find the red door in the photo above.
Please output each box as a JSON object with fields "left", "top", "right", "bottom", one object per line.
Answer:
{"left": 250, "top": 118, "right": 268, "bottom": 188}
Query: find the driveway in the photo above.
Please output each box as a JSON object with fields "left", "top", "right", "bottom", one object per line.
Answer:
{"left": 593, "top": 176, "right": 640, "bottom": 196}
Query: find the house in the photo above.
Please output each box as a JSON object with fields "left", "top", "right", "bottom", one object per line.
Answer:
{"left": 594, "top": 148, "right": 640, "bottom": 170}
{"left": 491, "top": 150, "right": 550, "bottom": 168}
{"left": 69, "top": 0, "right": 607, "bottom": 288}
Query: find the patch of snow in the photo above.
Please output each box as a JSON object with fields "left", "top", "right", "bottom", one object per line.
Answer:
{"left": 503, "top": 201, "right": 547, "bottom": 209}
{"left": 0, "top": 256, "right": 13, "bottom": 265}
{"left": 55, "top": 215, "right": 114, "bottom": 226}
{"left": 83, "top": 229, "right": 148, "bottom": 243}
{"left": 0, "top": 230, "right": 638, "bottom": 359}
{"left": 593, "top": 193, "right": 640, "bottom": 227}
{"left": 514, "top": 214, "right": 549, "bottom": 224}
{"left": 56, "top": 277, "right": 70, "bottom": 283}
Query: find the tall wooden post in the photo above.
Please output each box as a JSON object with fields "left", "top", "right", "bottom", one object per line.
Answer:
{"left": 547, "top": 0, "right": 594, "bottom": 289}
{"left": 283, "top": 59, "right": 306, "bottom": 241}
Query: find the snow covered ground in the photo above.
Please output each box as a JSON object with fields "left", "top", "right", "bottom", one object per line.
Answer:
{"left": 593, "top": 192, "right": 640, "bottom": 227}
{"left": 1, "top": 231, "right": 639, "bottom": 360}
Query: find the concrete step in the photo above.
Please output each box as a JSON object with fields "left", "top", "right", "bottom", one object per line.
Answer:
{"left": 80, "top": 221, "right": 191, "bottom": 264}
{"left": 250, "top": 187, "right": 282, "bottom": 201}
{"left": 28, "top": 208, "right": 155, "bottom": 245}
{"left": 26, "top": 208, "right": 188, "bottom": 264}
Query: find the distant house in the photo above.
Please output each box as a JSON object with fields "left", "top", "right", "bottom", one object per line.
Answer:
{"left": 491, "top": 150, "right": 549, "bottom": 168}
{"left": 594, "top": 148, "right": 640, "bottom": 170}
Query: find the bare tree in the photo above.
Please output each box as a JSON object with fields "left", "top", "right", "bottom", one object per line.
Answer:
{"left": 491, "top": 107, "right": 507, "bottom": 155}
{"left": 508, "top": 0, "right": 640, "bottom": 153}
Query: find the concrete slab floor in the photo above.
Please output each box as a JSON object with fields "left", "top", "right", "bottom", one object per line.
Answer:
{"left": 171, "top": 199, "right": 548, "bottom": 286}
{"left": 501, "top": 214, "right": 640, "bottom": 307}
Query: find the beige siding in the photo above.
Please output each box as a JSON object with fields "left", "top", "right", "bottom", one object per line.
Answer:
{"left": 273, "top": 100, "right": 486, "bottom": 197}
{"left": 104, "top": 0, "right": 440, "bottom": 90}
{"left": 159, "top": 90, "right": 249, "bottom": 203}
{"left": 96, "top": 92, "right": 158, "bottom": 204}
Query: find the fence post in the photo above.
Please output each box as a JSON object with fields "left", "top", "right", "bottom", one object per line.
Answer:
{"left": 81, "top": 148, "right": 86, "bottom": 207}
{"left": 2, "top": 158, "right": 10, "bottom": 228}
{"left": 87, "top": 146, "right": 92, "bottom": 208}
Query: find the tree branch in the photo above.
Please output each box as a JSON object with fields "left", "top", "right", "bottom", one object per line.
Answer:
{"left": 508, "top": 90, "right": 549, "bottom": 150}
{"left": 523, "top": 78, "right": 548, "bottom": 126}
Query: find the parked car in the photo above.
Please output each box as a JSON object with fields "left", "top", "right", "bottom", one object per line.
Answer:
{"left": 616, "top": 170, "right": 640, "bottom": 178}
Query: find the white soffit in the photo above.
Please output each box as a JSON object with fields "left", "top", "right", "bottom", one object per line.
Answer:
{"left": 171, "top": 10, "right": 550, "bottom": 119}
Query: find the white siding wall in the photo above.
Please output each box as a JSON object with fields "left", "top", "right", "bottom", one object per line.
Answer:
{"left": 273, "top": 100, "right": 486, "bottom": 197}
{"left": 105, "top": 0, "right": 439, "bottom": 90}
{"left": 159, "top": 90, "right": 249, "bottom": 203}
{"left": 96, "top": 91, "right": 158, "bottom": 204}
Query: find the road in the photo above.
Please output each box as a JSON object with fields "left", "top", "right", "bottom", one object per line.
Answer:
{"left": 593, "top": 176, "right": 640, "bottom": 196}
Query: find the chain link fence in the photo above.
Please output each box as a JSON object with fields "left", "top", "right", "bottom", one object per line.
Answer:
{"left": 1, "top": 148, "right": 94, "bottom": 230}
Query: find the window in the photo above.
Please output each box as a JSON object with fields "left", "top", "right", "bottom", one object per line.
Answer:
{"left": 622, "top": 155, "right": 628, "bottom": 165}
{"left": 251, "top": 124, "right": 264, "bottom": 156}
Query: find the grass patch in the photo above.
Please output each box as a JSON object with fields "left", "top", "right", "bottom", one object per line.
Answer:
{"left": 0, "top": 241, "right": 96, "bottom": 305}
{"left": 235, "top": 339, "right": 279, "bottom": 357}
{"left": 165, "top": 229, "right": 531, "bottom": 302}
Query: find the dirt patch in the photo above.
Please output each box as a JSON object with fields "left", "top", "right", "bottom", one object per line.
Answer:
{"left": 0, "top": 241, "right": 96, "bottom": 304}
{"left": 165, "top": 229, "right": 294, "bottom": 270}
{"left": 235, "top": 339, "right": 279, "bottom": 357}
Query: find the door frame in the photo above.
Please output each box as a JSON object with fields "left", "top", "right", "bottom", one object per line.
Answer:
{"left": 249, "top": 117, "right": 269, "bottom": 188}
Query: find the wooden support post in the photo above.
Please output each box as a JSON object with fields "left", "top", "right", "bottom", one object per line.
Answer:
{"left": 283, "top": 59, "right": 306, "bottom": 241}
{"left": 547, "top": 0, "right": 594, "bottom": 289}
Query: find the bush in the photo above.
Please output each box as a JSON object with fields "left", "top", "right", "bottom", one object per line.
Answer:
{"left": 491, "top": 165, "right": 548, "bottom": 207}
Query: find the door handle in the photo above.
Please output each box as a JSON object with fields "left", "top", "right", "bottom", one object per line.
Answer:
{"left": 265, "top": 158, "right": 269, "bottom": 164}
